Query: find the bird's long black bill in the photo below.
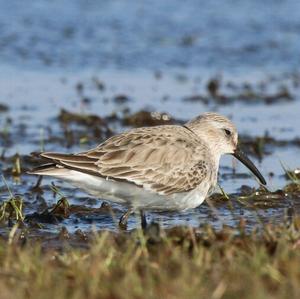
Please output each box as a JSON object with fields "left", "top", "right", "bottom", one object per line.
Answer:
{"left": 232, "top": 148, "right": 266, "bottom": 185}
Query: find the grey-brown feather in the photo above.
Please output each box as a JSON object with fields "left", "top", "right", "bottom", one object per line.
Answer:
{"left": 38, "top": 125, "right": 214, "bottom": 195}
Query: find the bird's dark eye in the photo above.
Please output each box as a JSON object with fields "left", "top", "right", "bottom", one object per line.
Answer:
{"left": 224, "top": 129, "right": 231, "bottom": 136}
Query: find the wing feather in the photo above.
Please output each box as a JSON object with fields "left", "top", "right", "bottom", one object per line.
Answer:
{"left": 39, "top": 126, "right": 212, "bottom": 195}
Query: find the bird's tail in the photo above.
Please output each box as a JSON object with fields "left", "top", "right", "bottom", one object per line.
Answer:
{"left": 27, "top": 163, "right": 71, "bottom": 177}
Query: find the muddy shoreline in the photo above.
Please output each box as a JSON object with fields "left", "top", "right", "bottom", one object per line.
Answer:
{"left": 1, "top": 69, "right": 300, "bottom": 238}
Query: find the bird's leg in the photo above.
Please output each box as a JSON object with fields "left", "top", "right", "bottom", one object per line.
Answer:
{"left": 119, "top": 209, "right": 133, "bottom": 230}
{"left": 140, "top": 210, "right": 147, "bottom": 230}
{"left": 31, "top": 175, "right": 43, "bottom": 191}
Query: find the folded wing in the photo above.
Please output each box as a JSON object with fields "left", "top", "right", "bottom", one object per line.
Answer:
{"left": 38, "top": 126, "right": 211, "bottom": 195}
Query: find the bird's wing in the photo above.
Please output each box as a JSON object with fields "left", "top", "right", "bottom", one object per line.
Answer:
{"left": 39, "top": 126, "right": 211, "bottom": 195}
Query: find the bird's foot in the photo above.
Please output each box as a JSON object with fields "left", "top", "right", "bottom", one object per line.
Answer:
{"left": 119, "top": 209, "right": 147, "bottom": 230}
{"left": 30, "top": 176, "right": 43, "bottom": 192}
{"left": 118, "top": 209, "right": 133, "bottom": 230}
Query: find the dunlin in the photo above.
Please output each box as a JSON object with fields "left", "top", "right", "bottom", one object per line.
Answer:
{"left": 29, "top": 112, "right": 266, "bottom": 227}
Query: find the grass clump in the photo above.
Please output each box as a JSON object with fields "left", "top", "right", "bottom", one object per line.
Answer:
{"left": 0, "top": 196, "right": 24, "bottom": 223}
{"left": 0, "top": 176, "right": 24, "bottom": 223}
{"left": 0, "top": 219, "right": 300, "bottom": 299}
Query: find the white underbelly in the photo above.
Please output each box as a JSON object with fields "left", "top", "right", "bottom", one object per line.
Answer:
{"left": 50, "top": 169, "right": 211, "bottom": 211}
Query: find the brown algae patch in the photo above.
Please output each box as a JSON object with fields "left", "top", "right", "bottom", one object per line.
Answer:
{"left": 184, "top": 75, "right": 296, "bottom": 105}
{"left": 25, "top": 196, "right": 115, "bottom": 226}
{"left": 122, "top": 110, "right": 176, "bottom": 127}
{"left": 57, "top": 109, "right": 114, "bottom": 146}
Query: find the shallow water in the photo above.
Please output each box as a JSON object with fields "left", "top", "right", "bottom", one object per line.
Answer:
{"left": 0, "top": 1, "right": 300, "bottom": 233}
{"left": 1, "top": 0, "right": 300, "bottom": 72}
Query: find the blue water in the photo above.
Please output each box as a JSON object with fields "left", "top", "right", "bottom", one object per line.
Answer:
{"left": 0, "top": 0, "right": 300, "bottom": 72}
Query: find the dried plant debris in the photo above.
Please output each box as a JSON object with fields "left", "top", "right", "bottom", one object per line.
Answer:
{"left": 0, "top": 103, "right": 9, "bottom": 112}
{"left": 25, "top": 199, "right": 114, "bottom": 225}
{"left": 207, "top": 78, "right": 220, "bottom": 97}
{"left": 113, "top": 94, "right": 131, "bottom": 104}
{"left": 122, "top": 110, "right": 177, "bottom": 127}
{"left": 285, "top": 168, "right": 300, "bottom": 180}
{"left": 239, "top": 134, "right": 300, "bottom": 160}
{"left": 57, "top": 109, "right": 114, "bottom": 146}
{"left": 25, "top": 184, "right": 115, "bottom": 226}
{"left": 58, "top": 109, "right": 108, "bottom": 128}
{"left": 283, "top": 183, "right": 300, "bottom": 194}
{"left": 236, "top": 189, "right": 290, "bottom": 209}
{"left": 184, "top": 76, "right": 296, "bottom": 105}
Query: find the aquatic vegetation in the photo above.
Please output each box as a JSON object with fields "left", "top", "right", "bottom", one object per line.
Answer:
{"left": 0, "top": 176, "right": 24, "bottom": 223}
{"left": 0, "top": 196, "right": 24, "bottom": 223}
{"left": 280, "top": 161, "right": 300, "bottom": 193}
{"left": 49, "top": 184, "right": 70, "bottom": 218}
{"left": 283, "top": 183, "right": 300, "bottom": 194}
{"left": 282, "top": 164, "right": 300, "bottom": 185}
{"left": 11, "top": 153, "right": 22, "bottom": 177}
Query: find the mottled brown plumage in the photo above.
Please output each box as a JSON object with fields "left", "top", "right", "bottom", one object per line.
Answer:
{"left": 29, "top": 112, "right": 266, "bottom": 212}
{"left": 39, "top": 125, "right": 214, "bottom": 195}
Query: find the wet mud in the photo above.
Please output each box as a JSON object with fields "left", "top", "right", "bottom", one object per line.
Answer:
{"left": 1, "top": 73, "right": 300, "bottom": 245}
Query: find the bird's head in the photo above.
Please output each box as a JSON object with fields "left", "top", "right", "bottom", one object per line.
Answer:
{"left": 185, "top": 112, "right": 266, "bottom": 185}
